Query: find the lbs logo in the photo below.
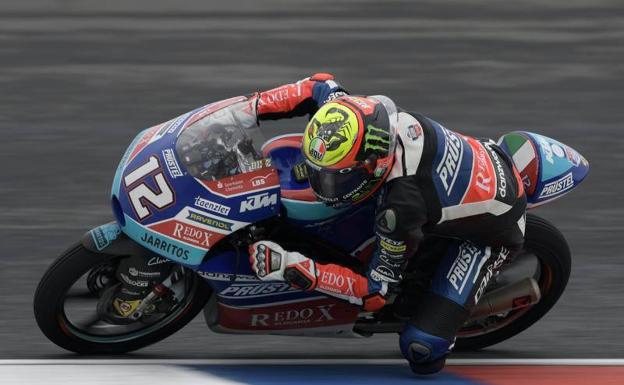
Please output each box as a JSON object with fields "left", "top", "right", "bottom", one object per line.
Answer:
{"left": 240, "top": 192, "right": 277, "bottom": 212}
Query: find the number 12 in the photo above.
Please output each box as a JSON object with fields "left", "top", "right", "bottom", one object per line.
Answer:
{"left": 124, "top": 156, "right": 175, "bottom": 220}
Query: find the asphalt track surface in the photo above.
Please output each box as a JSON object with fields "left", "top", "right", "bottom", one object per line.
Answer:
{"left": 1, "top": 0, "right": 623, "bottom": 359}
{"left": 3, "top": 359, "right": 624, "bottom": 385}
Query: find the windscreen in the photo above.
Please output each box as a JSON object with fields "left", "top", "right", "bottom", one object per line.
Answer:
{"left": 175, "top": 98, "right": 269, "bottom": 180}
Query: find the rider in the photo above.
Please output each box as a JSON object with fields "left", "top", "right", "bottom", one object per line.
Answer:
{"left": 248, "top": 73, "right": 527, "bottom": 374}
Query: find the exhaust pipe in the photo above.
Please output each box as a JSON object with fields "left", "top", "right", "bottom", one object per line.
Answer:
{"left": 468, "top": 277, "right": 541, "bottom": 321}
{"left": 354, "top": 277, "right": 542, "bottom": 335}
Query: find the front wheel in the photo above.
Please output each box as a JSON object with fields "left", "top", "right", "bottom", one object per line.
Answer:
{"left": 454, "top": 213, "right": 572, "bottom": 350}
{"left": 34, "top": 243, "right": 211, "bottom": 354}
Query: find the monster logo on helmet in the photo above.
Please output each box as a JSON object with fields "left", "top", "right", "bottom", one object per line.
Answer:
{"left": 363, "top": 124, "right": 391, "bottom": 154}
{"left": 303, "top": 103, "right": 359, "bottom": 166}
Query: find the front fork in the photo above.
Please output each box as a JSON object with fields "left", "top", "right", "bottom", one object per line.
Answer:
{"left": 83, "top": 222, "right": 185, "bottom": 321}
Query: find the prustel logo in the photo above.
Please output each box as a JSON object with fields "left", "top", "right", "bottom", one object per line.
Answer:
{"left": 539, "top": 172, "right": 574, "bottom": 199}
{"left": 240, "top": 192, "right": 278, "bottom": 212}
{"left": 447, "top": 243, "right": 481, "bottom": 294}
{"left": 218, "top": 282, "right": 295, "bottom": 298}
{"left": 436, "top": 128, "right": 464, "bottom": 195}
{"left": 162, "top": 148, "right": 184, "bottom": 178}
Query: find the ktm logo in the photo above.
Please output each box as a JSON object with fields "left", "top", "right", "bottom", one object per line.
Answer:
{"left": 240, "top": 192, "right": 278, "bottom": 212}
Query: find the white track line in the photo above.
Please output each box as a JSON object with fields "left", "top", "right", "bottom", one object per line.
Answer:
{"left": 1, "top": 359, "right": 623, "bottom": 366}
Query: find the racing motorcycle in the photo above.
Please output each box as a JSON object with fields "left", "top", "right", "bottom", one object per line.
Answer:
{"left": 34, "top": 95, "right": 589, "bottom": 354}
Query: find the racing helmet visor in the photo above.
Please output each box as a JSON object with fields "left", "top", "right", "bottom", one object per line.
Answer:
{"left": 305, "top": 160, "right": 373, "bottom": 204}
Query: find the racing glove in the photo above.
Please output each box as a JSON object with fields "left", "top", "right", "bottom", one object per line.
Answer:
{"left": 249, "top": 241, "right": 384, "bottom": 311}
{"left": 249, "top": 241, "right": 318, "bottom": 290}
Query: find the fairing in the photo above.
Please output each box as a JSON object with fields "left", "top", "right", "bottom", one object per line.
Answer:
{"left": 498, "top": 131, "right": 589, "bottom": 208}
{"left": 111, "top": 96, "right": 281, "bottom": 267}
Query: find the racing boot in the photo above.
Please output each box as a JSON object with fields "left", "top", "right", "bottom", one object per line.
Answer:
{"left": 400, "top": 323, "right": 451, "bottom": 375}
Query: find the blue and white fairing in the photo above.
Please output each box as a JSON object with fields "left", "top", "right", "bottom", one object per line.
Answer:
{"left": 498, "top": 131, "right": 590, "bottom": 208}
{"left": 110, "top": 96, "right": 281, "bottom": 267}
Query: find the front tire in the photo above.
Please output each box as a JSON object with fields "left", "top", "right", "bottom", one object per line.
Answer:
{"left": 455, "top": 214, "right": 571, "bottom": 350}
{"left": 34, "top": 243, "right": 211, "bottom": 354}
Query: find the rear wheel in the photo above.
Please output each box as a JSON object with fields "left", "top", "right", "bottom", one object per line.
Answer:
{"left": 34, "top": 243, "right": 211, "bottom": 354}
{"left": 454, "top": 213, "right": 571, "bottom": 350}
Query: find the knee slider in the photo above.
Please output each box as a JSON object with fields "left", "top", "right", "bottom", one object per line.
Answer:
{"left": 399, "top": 323, "right": 451, "bottom": 364}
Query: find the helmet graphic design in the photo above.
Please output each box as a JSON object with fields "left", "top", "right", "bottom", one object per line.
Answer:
{"left": 302, "top": 95, "right": 398, "bottom": 206}
{"left": 304, "top": 103, "right": 359, "bottom": 166}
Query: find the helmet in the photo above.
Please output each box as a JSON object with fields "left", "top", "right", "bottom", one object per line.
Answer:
{"left": 302, "top": 95, "right": 399, "bottom": 206}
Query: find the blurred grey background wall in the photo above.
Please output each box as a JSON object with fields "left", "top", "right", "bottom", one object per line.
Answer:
{"left": 1, "top": 0, "right": 622, "bottom": 357}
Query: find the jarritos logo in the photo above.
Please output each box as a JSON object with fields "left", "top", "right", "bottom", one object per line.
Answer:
{"left": 199, "top": 167, "right": 279, "bottom": 198}
{"left": 148, "top": 219, "right": 222, "bottom": 250}
{"left": 303, "top": 102, "right": 359, "bottom": 166}
{"left": 216, "top": 298, "right": 359, "bottom": 331}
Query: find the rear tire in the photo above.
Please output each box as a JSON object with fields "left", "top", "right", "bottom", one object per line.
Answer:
{"left": 34, "top": 243, "right": 212, "bottom": 354}
{"left": 454, "top": 214, "right": 571, "bottom": 350}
